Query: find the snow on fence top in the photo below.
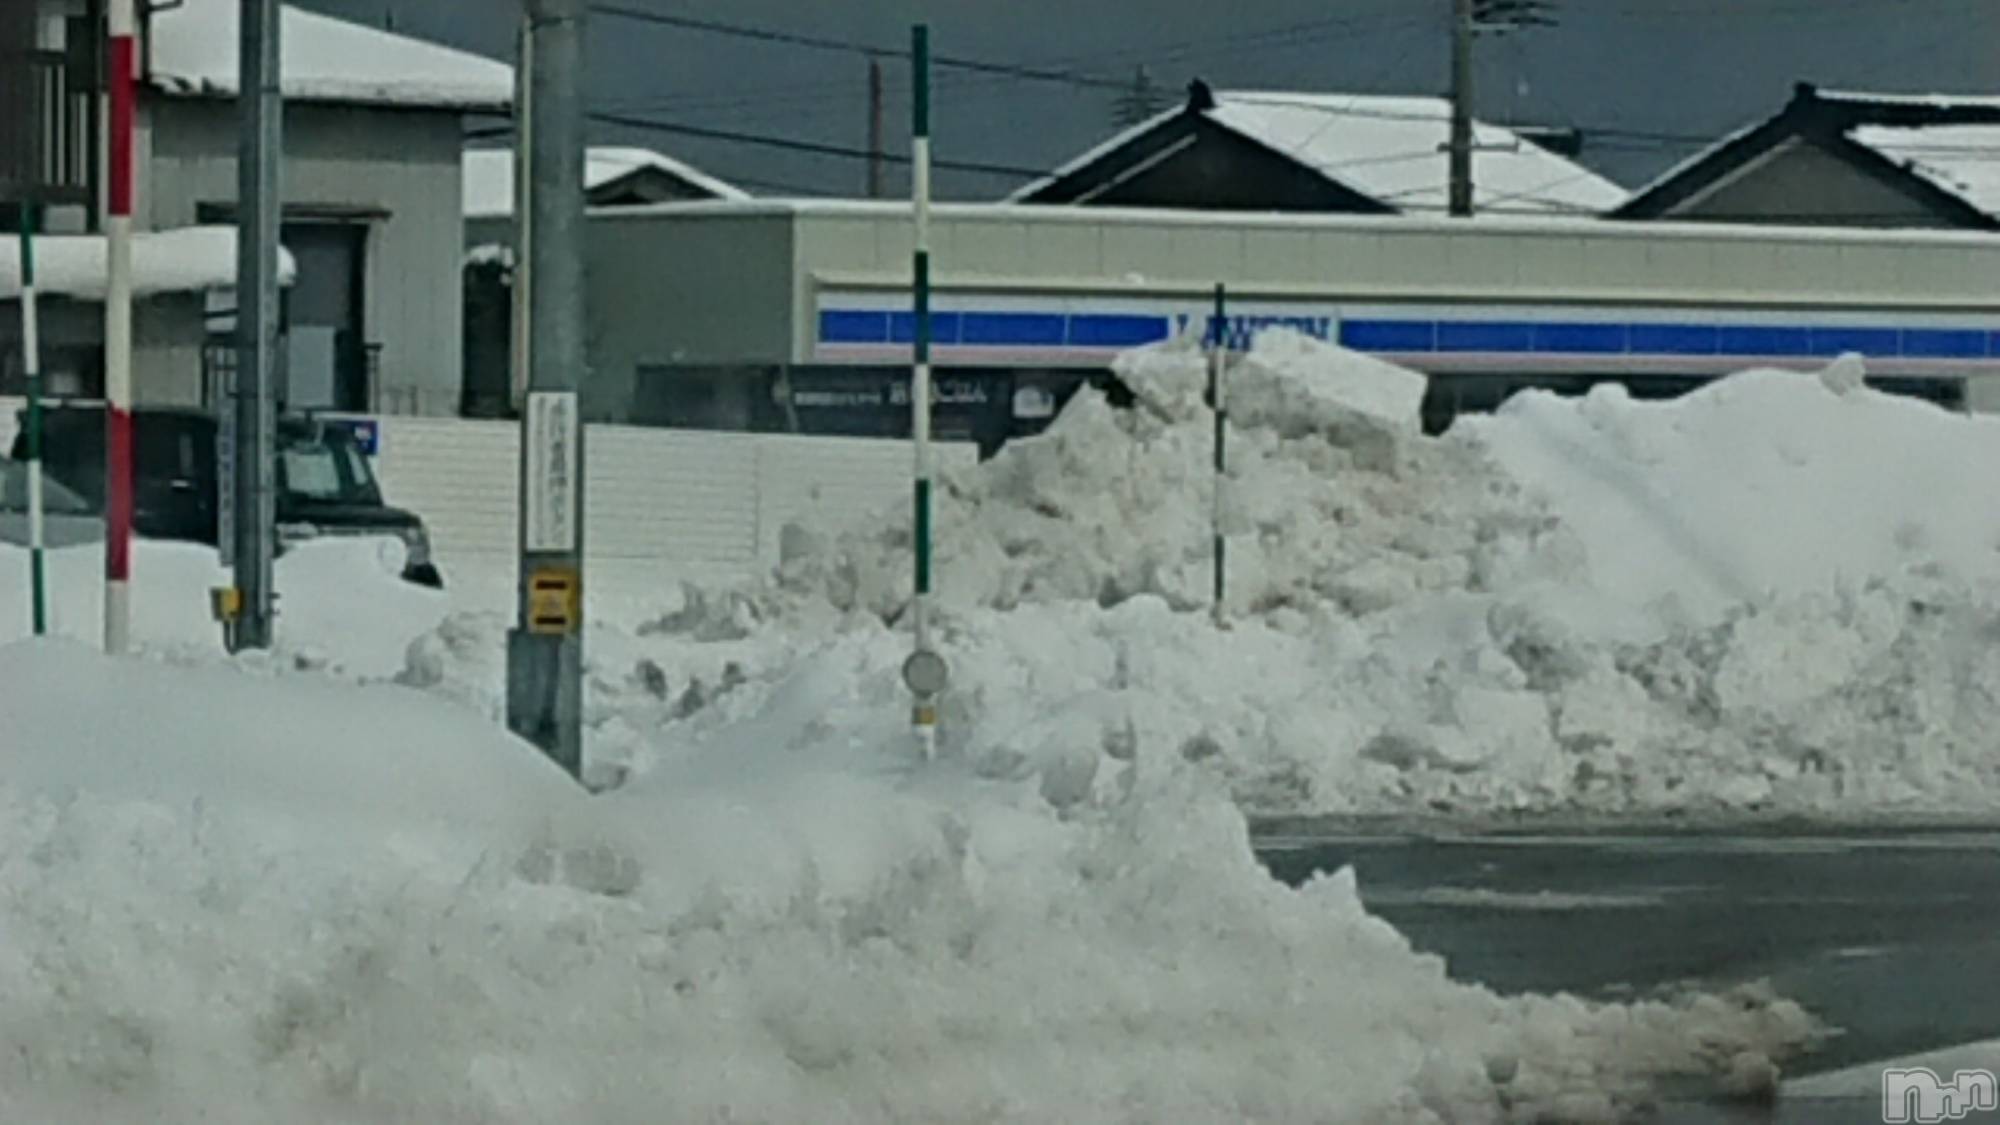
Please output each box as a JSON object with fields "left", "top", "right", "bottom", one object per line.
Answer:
{"left": 0, "top": 226, "right": 296, "bottom": 301}
{"left": 149, "top": 0, "right": 513, "bottom": 111}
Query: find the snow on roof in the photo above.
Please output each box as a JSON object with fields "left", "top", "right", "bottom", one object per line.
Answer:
{"left": 149, "top": 0, "right": 513, "bottom": 111}
{"left": 1815, "top": 88, "right": 2000, "bottom": 112}
{"left": 0, "top": 226, "right": 296, "bottom": 301}
{"left": 1013, "top": 91, "right": 1627, "bottom": 215}
{"left": 1849, "top": 123, "right": 2000, "bottom": 218}
{"left": 462, "top": 146, "right": 749, "bottom": 219}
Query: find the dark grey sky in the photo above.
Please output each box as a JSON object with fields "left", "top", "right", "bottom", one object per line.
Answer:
{"left": 302, "top": 0, "right": 1998, "bottom": 200}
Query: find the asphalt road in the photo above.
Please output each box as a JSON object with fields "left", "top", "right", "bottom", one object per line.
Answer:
{"left": 1255, "top": 829, "right": 2000, "bottom": 1123}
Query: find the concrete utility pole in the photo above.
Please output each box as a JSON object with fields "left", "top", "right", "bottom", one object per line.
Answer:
{"left": 510, "top": 13, "right": 533, "bottom": 413}
{"left": 866, "top": 56, "right": 885, "bottom": 198}
{"left": 507, "top": 0, "right": 587, "bottom": 779}
{"left": 1448, "top": 0, "right": 1475, "bottom": 217}
{"left": 225, "top": 0, "right": 281, "bottom": 652}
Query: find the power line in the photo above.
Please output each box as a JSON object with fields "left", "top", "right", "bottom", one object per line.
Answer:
{"left": 584, "top": 110, "right": 1045, "bottom": 179}
{"left": 592, "top": 4, "right": 1128, "bottom": 90}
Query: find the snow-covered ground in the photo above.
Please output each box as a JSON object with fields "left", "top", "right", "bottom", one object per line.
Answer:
{"left": 0, "top": 636, "right": 1819, "bottom": 1122}
{"left": 10, "top": 333, "right": 2000, "bottom": 827}
{"left": 3, "top": 330, "right": 1994, "bottom": 1117}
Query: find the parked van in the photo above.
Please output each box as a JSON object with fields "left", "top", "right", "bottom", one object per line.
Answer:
{"left": 10, "top": 405, "right": 443, "bottom": 588}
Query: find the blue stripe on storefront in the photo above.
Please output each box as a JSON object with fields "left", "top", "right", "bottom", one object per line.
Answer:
{"left": 889, "top": 312, "right": 962, "bottom": 344}
{"left": 1903, "top": 329, "right": 1989, "bottom": 359}
{"left": 817, "top": 309, "right": 2000, "bottom": 361}
{"left": 1067, "top": 314, "right": 1173, "bottom": 348}
{"left": 960, "top": 312, "right": 1067, "bottom": 346}
{"left": 1338, "top": 320, "right": 1434, "bottom": 351}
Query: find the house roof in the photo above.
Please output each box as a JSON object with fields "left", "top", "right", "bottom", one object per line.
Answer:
{"left": 462, "top": 147, "right": 749, "bottom": 219}
{"left": 148, "top": 0, "right": 513, "bottom": 111}
{"left": 1012, "top": 87, "right": 1627, "bottom": 215}
{"left": 0, "top": 226, "right": 296, "bottom": 302}
{"left": 1617, "top": 84, "right": 2000, "bottom": 225}
{"left": 1847, "top": 124, "right": 2000, "bottom": 220}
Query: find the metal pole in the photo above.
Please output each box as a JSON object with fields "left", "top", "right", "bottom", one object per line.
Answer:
{"left": 509, "top": 12, "right": 533, "bottom": 414}
{"left": 507, "top": 0, "right": 587, "bottom": 780}
{"left": 901, "top": 23, "right": 947, "bottom": 757}
{"left": 1448, "top": 0, "right": 1475, "bottom": 218}
{"left": 230, "top": 0, "right": 281, "bottom": 651}
{"left": 17, "top": 205, "right": 47, "bottom": 636}
{"left": 103, "top": 0, "right": 136, "bottom": 654}
{"left": 866, "top": 56, "right": 884, "bottom": 199}
{"left": 1209, "top": 282, "right": 1226, "bottom": 627}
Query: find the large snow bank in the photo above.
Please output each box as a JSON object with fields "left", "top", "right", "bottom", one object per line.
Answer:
{"left": 1461, "top": 355, "right": 2000, "bottom": 624}
{"left": 560, "top": 332, "right": 2000, "bottom": 822}
{"left": 0, "top": 637, "right": 1817, "bottom": 1122}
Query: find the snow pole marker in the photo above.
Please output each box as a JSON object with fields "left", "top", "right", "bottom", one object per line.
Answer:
{"left": 104, "top": 0, "right": 137, "bottom": 654}
{"left": 1210, "top": 283, "right": 1227, "bottom": 627}
{"left": 17, "top": 204, "right": 46, "bottom": 635}
{"left": 901, "top": 22, "right": 949, "bottom": 758}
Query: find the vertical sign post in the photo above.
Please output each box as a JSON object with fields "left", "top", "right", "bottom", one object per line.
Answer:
{"left": 17, "top": 205, "right": 46, "bottom": 635}
{"left": 103, "top": 0, "right": 136, "bottom": 654}
{"left": 899, "top": 23, "right": 950, "bottom": 758}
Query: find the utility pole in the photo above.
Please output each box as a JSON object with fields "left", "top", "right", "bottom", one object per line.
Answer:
{"left": 104, "top": 0, "right": 136, "bottom": 654}
{"left": 866, "top": 56, "right": 885, "bottom": 199}
{"left": 1448, "top": 0, "right": 1475, "bottom": 217}
{"left": 507, "top": 0, "right": 587, "bottom": 779}
{"left": 510, "top": 13, "right": 533, "bottom": 414}
{"left": 225, "top": 0, "right": 281, "bottom": 652}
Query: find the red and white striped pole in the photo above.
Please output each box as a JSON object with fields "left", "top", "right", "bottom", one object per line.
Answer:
{"left": 104, "top": 0, "right": 136, "bottom": 654}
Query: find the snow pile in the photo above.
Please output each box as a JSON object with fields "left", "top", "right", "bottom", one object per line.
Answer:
{"left": 613, "top": 332, "right": 2000, "bottom": 821}
{"left": 0, "top": 537, "right": 447, "bottom": 678}
{"left": 0, "top": 637, "right": 1820, "bottom": 1122}
{"left": 1462, "top": 353, "right": 2000, "bottom": 624}
{"left": 771, "top": 331, "right": 1559, "bottom": 623}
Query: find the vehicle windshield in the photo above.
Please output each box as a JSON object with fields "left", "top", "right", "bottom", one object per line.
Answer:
{"left": 277, "top": 437, "right": 380, "bottom": 505}
{"left": 0, "top": 460, "right": 97, "bottom": 515}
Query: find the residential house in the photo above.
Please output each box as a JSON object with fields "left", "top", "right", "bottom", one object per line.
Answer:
{"left": 1011, "top": 80, "right": 1626, "bottom": 216}
{"left": 1615, "top": 84, "right": 2000, "bottom": 229}
{"left": 143, "top": 0, "right": 511, "bottom": 415}
{"left": 2, "top": 0, "right": 254, "bottom": 408}
{"left": 1, "top": 0, "right": 511, "bottom": 415}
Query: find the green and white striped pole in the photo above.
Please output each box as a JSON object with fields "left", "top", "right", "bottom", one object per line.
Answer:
{"left": 17, "top": 205, "right": 47, "bottom": 636}
{"left": 899, "top": 23, "right": 949, "bottom": 757}
{"left": 1209, "top": 283, "right": 1226, "bottom": 627}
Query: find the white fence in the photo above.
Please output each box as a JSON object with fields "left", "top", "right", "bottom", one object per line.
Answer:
{"left": 366, "top": 417, "right": 974, "bottom": 586}
{"left": 0, "top": 401, "right": 975, "bottom": 587}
